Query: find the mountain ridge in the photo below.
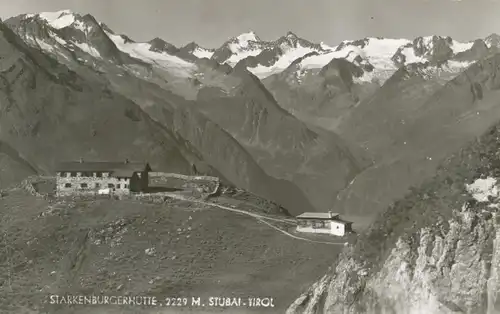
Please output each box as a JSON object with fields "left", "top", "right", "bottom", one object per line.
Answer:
{"left": 5, "top": 8, "right": 500, "bottom": 215}
{"left": 6, "top": 9, "right": 372, "bottom": 212}
{"left": 0, "top": 16, "right": 319, "bottom": 215}
{"left": 9, "top": 9, "right": 499, "bottom": 84}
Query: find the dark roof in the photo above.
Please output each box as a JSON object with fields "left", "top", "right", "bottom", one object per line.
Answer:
{"left": 331, "top": 219, "right": 353, "bottom": 225}
{"left": 111, "top": 170, "right": 135, "bottom": 178}
{"left": 296, "top": 212, "right": 340, "bottom": 220}
{"left": 55, "top": 161, "right": 151, "bottom": 173}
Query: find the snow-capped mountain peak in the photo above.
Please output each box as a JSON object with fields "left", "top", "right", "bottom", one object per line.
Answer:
{"left": 290, "top": 35, "right": 479, "bottom": 86}
{"left": 485, "top": 33, "right": 500, "bottom": 48}
{"left": 4, "top": 10, "right": 490, "bottom": 88}
{"left": 27, "top": 9, "right": 77, "bottom": 29}
{"left": 18, "top": 9, "right": 104, "bottom": 37}
{"left": 6, "top": 10, "right": 199, "bottom": 80}
{"left": 234, "top": 31, "right": 260, "bottom": 44}
{"left": 212, "top": 30, "right": 333, "bottom": 76}
{"left": 320, "top": 42, "right": 335, "bottom": 51}
{"left": 210, "top": 31, "right": 265, "bottom": 64}
{"left": 180, "top": 42, "right": 214, "bottom": 59}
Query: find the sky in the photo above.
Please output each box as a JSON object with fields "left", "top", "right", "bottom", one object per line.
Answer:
{"left": 0, "top": 0, "right": 499, "bottom": 48}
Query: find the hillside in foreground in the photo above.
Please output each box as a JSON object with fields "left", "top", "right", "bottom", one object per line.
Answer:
{"left": 288, "top": 122, "right": 500, "bottom": 313}
{"left": 0, "top": 188, "right": 344, "bottom": 314}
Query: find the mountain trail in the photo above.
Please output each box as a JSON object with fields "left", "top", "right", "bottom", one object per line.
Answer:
{"left": 156, "top": 192, "right": 346, "bottom": 245}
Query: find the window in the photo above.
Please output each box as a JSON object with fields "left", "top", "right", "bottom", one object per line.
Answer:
{"left": 80, "top": 183, "right": 88, "bottom": 188}
{"left": 108, "top": 183, "right": 114, "bottom": 188}
{"left": 124, "top": 184, "right": 128, "bottom": 189}
{"left": 71, "top": 172, "right": 77, "bottom": 177}
{"left": 64, "top": 183, "right": 72, "bottom": 188}
{"left": 117, "top": 184, "right": 121, "bottom": 189}
{"left": 95, "top": 183, "right": 101, "bottom": 188}
{"left": 313, "top": 220, "right": 325, "bottom": 229}
{"left": 96, "top": 172, "right": 102, "bottom": 178}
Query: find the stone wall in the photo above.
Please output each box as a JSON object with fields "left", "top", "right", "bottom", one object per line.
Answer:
{"left": 149, "top": 172, "right": 220, "bottom": 196}
{"left": 19, "top": 175, "right": 55, "bottom": 198}
{"left": 149, "top": 172, "right": 219, "bottom": 182}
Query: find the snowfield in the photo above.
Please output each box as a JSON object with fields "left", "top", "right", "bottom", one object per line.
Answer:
{"left": 250, "top": 44, "right": 319, "bottom": 78}
{"left": 106, "top": 32, "right": 197, "bottom": 77}
{"left": 301, "top": 38, "right": 414, "bottom": 71}
{"left": 38, "top": 10, "right": 75, "bottom": 29}
{"left": 191, "top": 47, "right": 214, "bottom": 59}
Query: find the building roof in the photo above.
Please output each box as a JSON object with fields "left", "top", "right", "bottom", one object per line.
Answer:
{"left": 296, "top": 212, "right": 340, "bottom": 220}
{"left": 111, "top": 170, "right": 136, "bottom": 178}
{"left": 331, "top": 219, "right": 353, "bottom": 225}
{"left": 55, "top": 160, "right": 151, "bottom": 173}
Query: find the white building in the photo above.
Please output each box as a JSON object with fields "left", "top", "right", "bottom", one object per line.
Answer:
{"left": 296, "top": 211, "right": 353, "bottom": 236}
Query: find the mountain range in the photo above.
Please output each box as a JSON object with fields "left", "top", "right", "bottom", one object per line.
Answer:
{"left": 2, "top": 8, "right": 500, "bottom": 221}
{"left": 4, "top": 8, "right": 500, "bottom": 314}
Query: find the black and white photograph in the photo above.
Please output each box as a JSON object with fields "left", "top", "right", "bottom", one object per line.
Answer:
{"left": 1, "top": 0, "right": 500, "bottom": 313}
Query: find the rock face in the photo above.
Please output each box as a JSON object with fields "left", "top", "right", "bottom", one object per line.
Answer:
{"left": 289, "top": 211, "right": 499, "bottom": 314}
{"left": 288, "top": 124, "right": 500, "bottom": 314}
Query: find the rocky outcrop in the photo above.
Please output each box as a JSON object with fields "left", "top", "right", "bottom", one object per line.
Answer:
{"left": 288, "top": 124, "right": 500, "bottom": 314}
{"left": 289, "top": 207, "right": 499, "bottom": 314}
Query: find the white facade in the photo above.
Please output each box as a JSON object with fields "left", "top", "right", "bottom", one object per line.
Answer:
{"left": 56, "top": 173, "right": 131, "bottom": 196}
{"left": 296, "top": 224, "right": 333, "bottom": 235}
{"left": 296, "top": 214, "right": 352, "bottom": 237}
{"left": 331, "top": 220, "right": 347, "bottom": 236}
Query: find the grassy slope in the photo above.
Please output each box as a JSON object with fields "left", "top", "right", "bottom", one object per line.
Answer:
{"left": 0, "top": 141, "right": 38, "bottom": 188}
{"left": 0, "top": 190, "right": 341, "bottom": 314}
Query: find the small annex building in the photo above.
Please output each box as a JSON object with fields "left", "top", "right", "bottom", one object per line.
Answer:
{"left": 55, "top": 159, "right": 152, "bottom": 197}
{"left": 296, "top": 211, "right": 353, "bottom": 236}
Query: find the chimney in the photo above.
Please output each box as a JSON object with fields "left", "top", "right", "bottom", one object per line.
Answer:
{"left": 124, "top": 158, "right": 129, "bottom": 164}
{"left": 79, "top": 157, "right": 84, "bottom": 163}
{"left": 328, "top": 211, "right": 333, "bottom": 219}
